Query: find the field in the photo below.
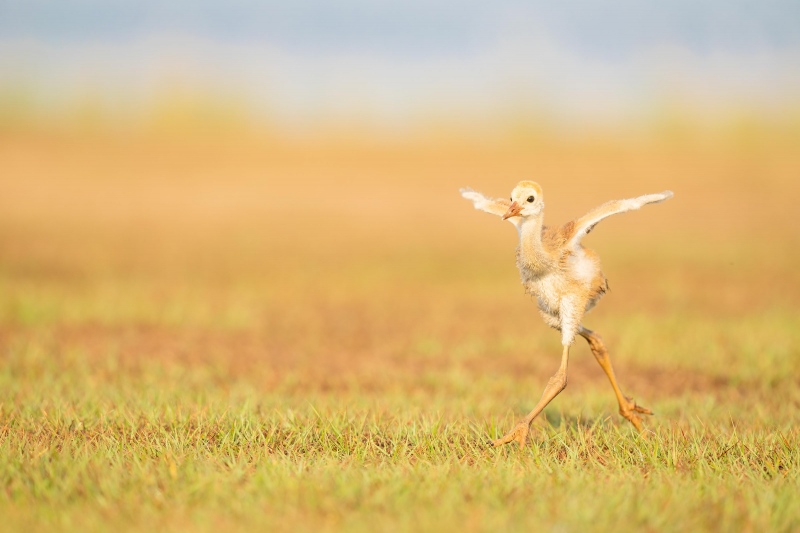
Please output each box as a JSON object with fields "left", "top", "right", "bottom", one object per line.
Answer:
{"left": 1, "top": 128, "right": 799, "bottom": 532}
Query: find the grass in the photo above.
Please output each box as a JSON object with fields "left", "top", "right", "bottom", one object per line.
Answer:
{"left": 1, "top": 131, "right": 799, "bottom": 532}
{"left": 2, "top": 355, "right": 798, "bottom": 532}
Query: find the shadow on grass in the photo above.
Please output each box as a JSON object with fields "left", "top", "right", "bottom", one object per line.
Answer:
{"left": 542, "top": 410, "right": 608, "bottom": 431}
{"left": 478, "top": 411, "right": 614, "bottom": 447}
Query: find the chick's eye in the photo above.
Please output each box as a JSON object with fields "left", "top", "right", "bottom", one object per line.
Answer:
{"left": 510, "top": 197, "right": 513, "bottom": 202}
{"left": 527, "top": 196, "right": 535, "bottom": 203}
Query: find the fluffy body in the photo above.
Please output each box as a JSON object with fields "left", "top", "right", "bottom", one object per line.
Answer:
{"left": 517, "top": 225, "right": 608, "bottom": 346}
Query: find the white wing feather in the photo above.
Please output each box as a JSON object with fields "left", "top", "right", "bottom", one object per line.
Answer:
{"left": 460, "top": 188, "right": 520, "bottom": 227}
{"left": 567, "top": 190, "right": 673, "bottom": 249}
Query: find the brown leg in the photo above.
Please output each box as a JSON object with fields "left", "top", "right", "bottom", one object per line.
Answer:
{"left": 492, "top": 345, "right": 570, "bottom": 449}
{"left": 578, "top": 326, "right": 652, "bottom": 432}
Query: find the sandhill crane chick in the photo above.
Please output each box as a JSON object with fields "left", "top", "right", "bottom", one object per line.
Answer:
{"left": 461, "top": 181, "right": 673, "bottom": 449}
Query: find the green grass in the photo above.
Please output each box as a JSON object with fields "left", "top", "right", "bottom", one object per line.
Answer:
{"left": 2, "top": 298, "right": 799, "bottom": 533}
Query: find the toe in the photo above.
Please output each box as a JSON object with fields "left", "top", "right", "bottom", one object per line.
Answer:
{"left": 624, "top": 396, "right": 653, "bottom": 416}
{"left": 491, "top": 422, "right": 529, "bottom": 449}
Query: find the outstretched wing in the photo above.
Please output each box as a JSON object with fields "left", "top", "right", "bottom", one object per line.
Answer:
{"left": 460, "top": 188, "right": 520, "bottom": 227}
{"left": 565, "top": 190, "right": 673, "bottom": 250}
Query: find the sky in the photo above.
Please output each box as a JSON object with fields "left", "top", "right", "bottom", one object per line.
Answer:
{"left": 1, "top": 1, "right": 799, "bottom": 128}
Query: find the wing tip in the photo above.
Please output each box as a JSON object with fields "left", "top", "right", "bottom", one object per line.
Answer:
{"left": 642, "top": 190, "right": 674, "bottom": 205}
{"left": 460, "top": 187, "right": 482, "bottom": 202}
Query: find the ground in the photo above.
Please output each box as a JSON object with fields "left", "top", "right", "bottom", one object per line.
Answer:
{"left": 0, "top": 130, "right": 798, "bottom": 532}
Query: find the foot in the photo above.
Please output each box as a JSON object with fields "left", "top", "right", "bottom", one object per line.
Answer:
{"left": 619, "top": 396, "right": 653, "bottom": 433}
{"left": 492, "top": 421, "right": 530, "bottom": 449}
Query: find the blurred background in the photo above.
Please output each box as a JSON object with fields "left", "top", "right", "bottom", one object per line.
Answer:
{"left": 1, "top": 1, "right": 799, "bottom": 394}
{"left": 2, "top": 1, "right": 800, "bottom": 135}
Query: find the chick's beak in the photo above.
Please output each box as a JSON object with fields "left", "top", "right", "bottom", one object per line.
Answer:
{"left": 502, "top": 201, "right": 522, "bottom": 220}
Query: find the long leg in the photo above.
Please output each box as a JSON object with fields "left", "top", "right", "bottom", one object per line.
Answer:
{"left": 492, "top": 345, "right": 570, "bottom": 449}
{"left": 492, "top": 300, "right": 582, "bottom": 449}
{"left": 578, "top": 326, "right": 652, "bottom": 432}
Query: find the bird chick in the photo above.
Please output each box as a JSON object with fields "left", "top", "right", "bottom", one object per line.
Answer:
{"left": 461, "top": 182, "right": 673, "bottom": 448}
